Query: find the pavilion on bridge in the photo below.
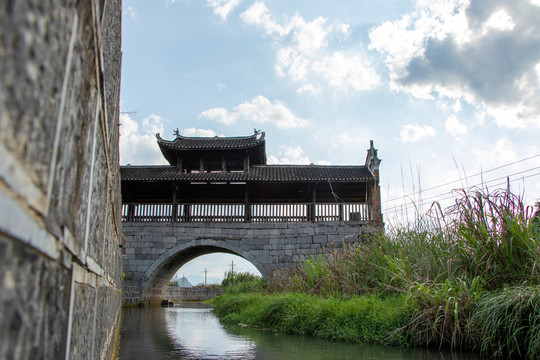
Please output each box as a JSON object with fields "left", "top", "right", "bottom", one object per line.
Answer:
{"left": 121, "top": 130, "right": 382, "bottom": 224}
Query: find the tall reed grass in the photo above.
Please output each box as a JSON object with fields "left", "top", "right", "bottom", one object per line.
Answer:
{"left": 211, "top": 187, "right": 540, "bottom": 357}
{"left": 265, "top": 186, "right": 540, "bottom": 357}
{"left": 470, "top": 286, "right": 540, "bottom": 359}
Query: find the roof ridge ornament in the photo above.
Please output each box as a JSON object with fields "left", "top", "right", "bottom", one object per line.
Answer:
{"left": 173, "top": 128, "right": 181, "bottom": 137}
{"left": 365, "top": 140, "right": 381, "bottom": 174}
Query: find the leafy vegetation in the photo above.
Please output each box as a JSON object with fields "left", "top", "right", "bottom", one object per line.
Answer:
{"left": 211, "top": 187, "right": 540, "bottom": 358}
{"left": 220, "top": 270, "right": 267, "bottom": 295}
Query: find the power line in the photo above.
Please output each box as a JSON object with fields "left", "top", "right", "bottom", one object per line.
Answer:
{"left": 384, "top": 168, "right": 540, "bottom": 215}
{"left": 384, "top": 154, "right": 540, "bottom": 205}
{"left": 385, "top": 172, "right": 540, "bottom": 216}
{"left": 385, "top": 174, "right": 540, "bottom": 220}
{"left": 383, "top": 170, "right": 540, "bottom": 216}
{"left": 414, "top": 166, "right": 539, "bottom": 205}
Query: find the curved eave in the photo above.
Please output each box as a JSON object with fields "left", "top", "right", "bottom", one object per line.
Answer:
{"left": 120, "top": 165, "right": 374, "bottom": 182}
{"left": 155, "top": 133, "right": 266, "bottom": 151}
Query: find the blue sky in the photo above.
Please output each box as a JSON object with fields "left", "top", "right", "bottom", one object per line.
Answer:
{"left": 120, "top": 0, "right": 540, "bottom": 285}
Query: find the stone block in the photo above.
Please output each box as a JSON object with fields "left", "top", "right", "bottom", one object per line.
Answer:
{"left": 163, "top": 236, "right": 177, "bottom": 243}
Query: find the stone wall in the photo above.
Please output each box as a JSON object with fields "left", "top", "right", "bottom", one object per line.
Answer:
{"left": 122, "top": 221, "right": 375, "bottom": 302}
{"left": 0, "top": 1, "right": 123, "bottom": 359}
{"left": 163, "top": 286, "right": 225, "bottom": 302}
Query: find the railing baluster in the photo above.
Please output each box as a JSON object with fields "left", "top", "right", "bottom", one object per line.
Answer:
{"left": 122, "top": 202, "right": 371, "bottom": 223}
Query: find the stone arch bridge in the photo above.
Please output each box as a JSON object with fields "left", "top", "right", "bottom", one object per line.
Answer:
{"left": 122, "top": 220, "right": 374, "bottom": 303}
{"left": 121, "top": 133, "right": 382, "bottom": 303}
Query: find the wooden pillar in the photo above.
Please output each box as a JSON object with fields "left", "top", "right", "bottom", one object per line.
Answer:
{"left": 199, "top": 158, "right": 204, "bottom": 173}
{"left": 310, "top": 184, "right": 317, "bottom": 222}
{"left": 221, "top": 156, "right": 226, "bottom": 172}
{"left": 176, "top": 153, "right": 182, "bottom": 172}
{"left": 172, "top": 183, "right": 178, "bottom": 222}
{"left": 243, "top": 156, "right": 249, "bottom": 172}
{"left": 339, "top": 204, "right": 344, "bottom": 221}
{"left": 183, "top": 204, "right": 191, "bottom": 222}
{"left": 183, "top": 184, "right": 191, "bottom": 222}
{"left": 127, "top": 204, "right": 135, "bottom": 221}
{"left": 244, "top": 186, "right": 251, "bottom": 222}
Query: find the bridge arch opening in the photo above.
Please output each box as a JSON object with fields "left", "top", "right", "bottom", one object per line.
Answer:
{"left": 141, "top": 244, "right": 265, "bottom": 302}
{"left": 173, "top": 253, "right": 262, "bottom": 286}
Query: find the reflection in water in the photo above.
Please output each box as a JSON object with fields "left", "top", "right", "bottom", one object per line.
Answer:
{"left": 164, "top": 306, "right": 256, "bottom": 359}
{"left": 118, "top": 304, "right": 481, "bottom": 360}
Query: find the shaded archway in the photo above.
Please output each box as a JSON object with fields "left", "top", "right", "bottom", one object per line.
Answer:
{"left": 140, "top": 242, "right": 266, "bottom": 302}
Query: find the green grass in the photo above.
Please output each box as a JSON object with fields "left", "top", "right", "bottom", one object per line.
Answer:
{"left": 211, "top": 292, "right": 411, "bottom": 345}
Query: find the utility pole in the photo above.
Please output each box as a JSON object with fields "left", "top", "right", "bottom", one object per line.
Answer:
{"left": 204, "top": 268, "right": 208, "bottom": 285}
{"left": 230, "top": 260, "right": 235, "bottom": 274}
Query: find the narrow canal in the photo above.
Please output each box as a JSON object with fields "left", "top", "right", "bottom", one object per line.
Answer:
{"left": 117, "top": 303, "right": 481, "bottom": 360}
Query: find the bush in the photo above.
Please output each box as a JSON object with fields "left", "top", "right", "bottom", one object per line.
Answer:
{"left": 220, "top": 271, "right": 266, "bottom": 295}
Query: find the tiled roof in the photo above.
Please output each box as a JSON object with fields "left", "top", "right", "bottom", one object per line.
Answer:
{"left": 156, "top": 132, "right": 265, "bottom": 150}
{"left": 121, "top": 165, "right": 374, "bottom": 182}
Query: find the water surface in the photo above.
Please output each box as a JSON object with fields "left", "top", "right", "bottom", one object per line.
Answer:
{"left": 118, "top": 303, "right": 481, "bottom": 360}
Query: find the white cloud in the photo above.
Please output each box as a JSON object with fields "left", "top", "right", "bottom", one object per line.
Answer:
{"left": 471, "top": 137, "right": 519, "bottom": 170}
{"left": 445, "top": 114, "right": 467, "bottom": 137}
{"left": 206, "top": 0, "right": 243, "bottom": 20}
{"left": 296, "top": 83, "right": 320, "bottom": 95}
{"left": 312, "top": 51, "right": 380, "bottom": 91}
{"left": 369, "top": 0, "right": 540, "bottom": 129}
{"left": 316, "top": 160, "right": 332, "bottom": 165}
{"left": 329, "top": 130, "right": 368, "bottom": 151}
{"left": 400, "top": 123, "right": 437, "bottom": 143}
{"left": 267, "top": 146, "right": 310, "bottom": 164}
{"left": 199, "top": 107, "right": 238, "bottom": 125}
{"left": 240, "top": 1, "right": 289, "bottom": 36}
{"left": 482, "top": 9, "right": 515, "bottom": 34}
{"left": 199, "top": 95, "right": 308, "bottom": 129}
{"left": 124, "top": 5, "right": 138, "bottom": 20}
{"left": 275, "top": 47, "right": 310, "bottom": 81}
{"left": 119, "top": 114, "right": 167, "bottom": 165}
{"left": 119, "top": 114, "right": 226, "bottom": 164}
{"left": 290, "top": 15, "right": 329, "bottom": 54}
{"left": 240, "top": 1, "right": 379, "bottom": 93}
{"left": 181, "top": 128, "right": 221, "bottom": 137}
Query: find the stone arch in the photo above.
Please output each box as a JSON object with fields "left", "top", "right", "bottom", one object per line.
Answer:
{"left": 140, "top": 239, "right": 266, "bottom": 302}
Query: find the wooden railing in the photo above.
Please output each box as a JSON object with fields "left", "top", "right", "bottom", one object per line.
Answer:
{"left": 122, "top": 203, "right": 372, "bottom": 223}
